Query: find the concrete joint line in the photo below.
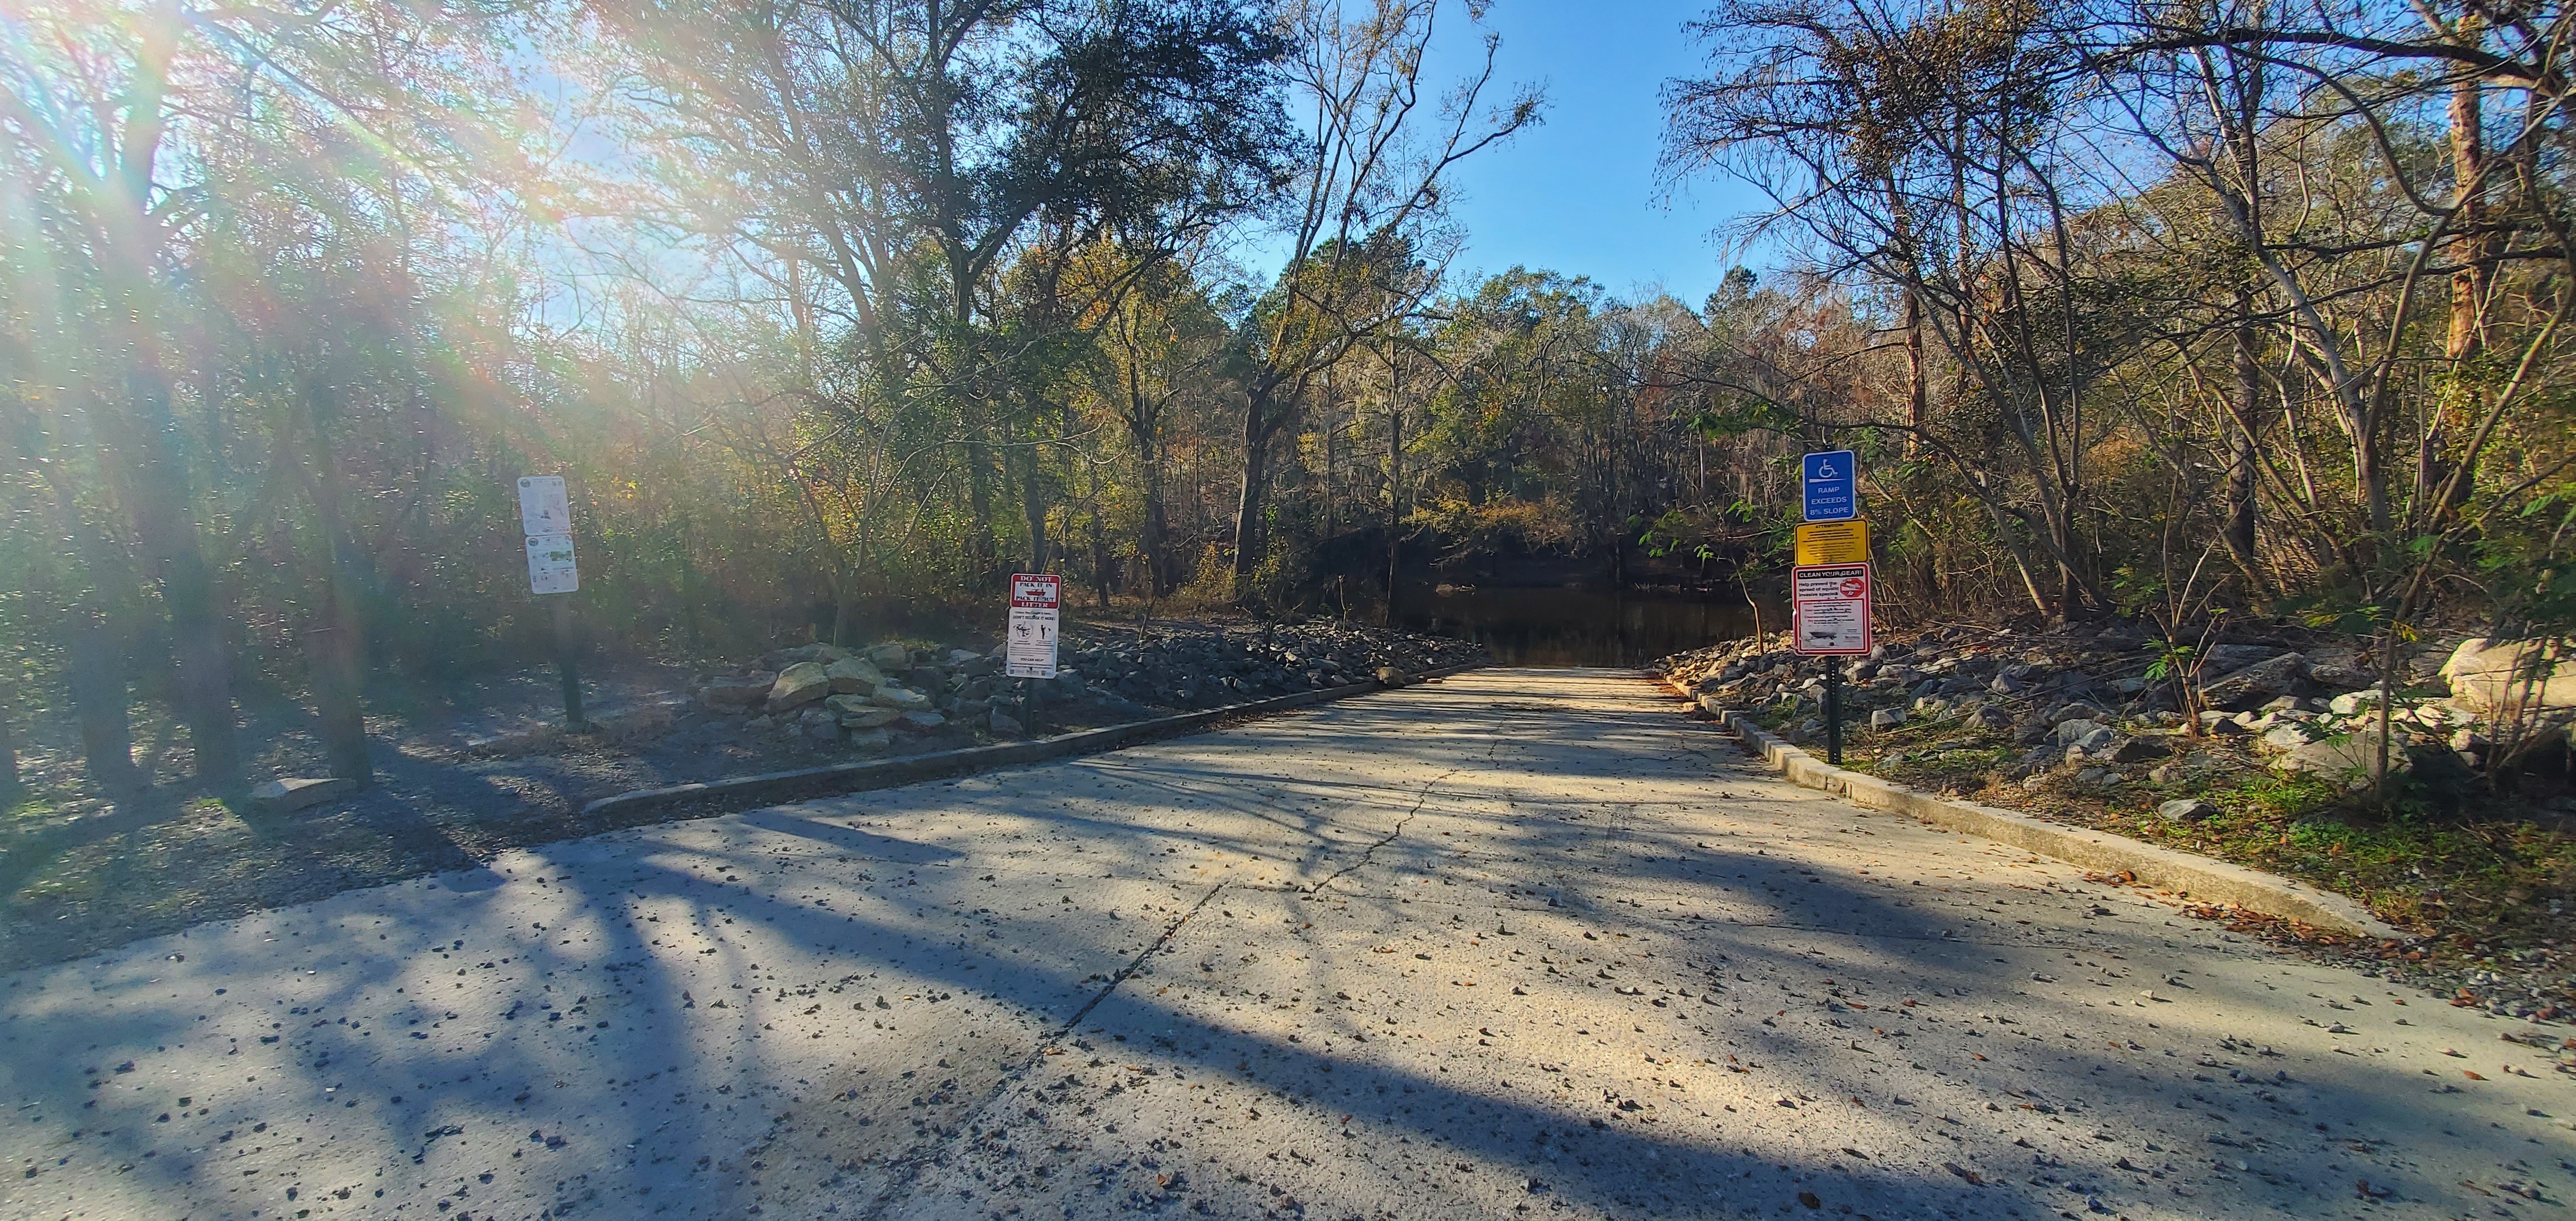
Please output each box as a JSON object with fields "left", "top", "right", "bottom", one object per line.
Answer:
{"left": 1304, "top": 766, "right": 1462, "bottom": 898}
{"left": 1660, "top": 679, "right": 2407, "bottom": 942}
{"left": 854, "top": 878, "right": 1230, "bottom": 1220}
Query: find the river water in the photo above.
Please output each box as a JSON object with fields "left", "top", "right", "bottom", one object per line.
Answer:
{"left": 1391, "top": 584, "right": 1769, "bottom": 668}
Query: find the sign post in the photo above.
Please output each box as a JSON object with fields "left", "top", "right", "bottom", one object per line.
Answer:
{"left": 1794, "top": 448, "right": 1870, "bottom": 765}
{"left": 1006, "top": 574, "right": 1061, "bottom": 679}
{"left": 1791, "top": 564, "right": 1872, "bottom": 763}
{"left": 1006, "top": 574, "right": 1061, "bottom": 736}
{"left": 517, "top": 476, "right": 585, "bottom": 729}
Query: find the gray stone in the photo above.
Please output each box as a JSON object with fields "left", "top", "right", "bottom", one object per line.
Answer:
{"left": 2327, "top": 688, "right": 2386, "bottom": 716}
{"left": 869, "top": 685, "right": 931, "bottom": 711}
{"left": 1869, "top": 708, "right": 1905, "bottom": 730}
{"left": 990, "top": 709, "right": 1025, "bottom": 737}
{"left": 2200, "top": 652, "right": 2309, "bottom": 712}
{"left": 837, "top": 706, "right": 901, "bottom": 730}
{"left": 2105, "top": 736, "right": 2169, "bottom": 764}
{"left": 2308, "top": 661, "right": 2378, "bottom": 690}
{"left": 844, "top": 727, "right": 891, "bottom": 751}
{"left": 2055, "top": 718, "right": 2110, "bottom": 747}
{"left": 2199, "top": 643, "right": 2281, "bottom": 674}
{"left": 825, "top": 656, "right": 886, "bottom": 694}
{"left": 2278, "top": 727, "right": 2412, "bottom": 782}
{"left": 2158, "top": 798, "right": 2219, "bottom": 823}
{"left": 898, "top": 710, "right": 947, "bottom": 731}
{"left": 1972, "top": 705, "right": 2014, "bottom": 730}
{"left": 766, "top": 662, "right": 834, "bottom": 711}
{"left": 2258, "top": 722, "right": 2313, "bottom": 752}
{"left": 866, "top": 642, "right": 912, "bottom": 669}
{"left": 250, "top": 777, "right": 358, "bottom": 813}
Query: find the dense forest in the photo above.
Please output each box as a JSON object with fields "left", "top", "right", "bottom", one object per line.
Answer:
{"left": 4, "top": 0, "right": 2574, "bottom": 792}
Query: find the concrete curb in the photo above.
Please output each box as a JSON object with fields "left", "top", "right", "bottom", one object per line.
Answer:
{"left": 580, "top": 662, "right": 1484, "bottom": 822}
{"left": 1659, "top": 678, "right": 2407, "bottom": 941}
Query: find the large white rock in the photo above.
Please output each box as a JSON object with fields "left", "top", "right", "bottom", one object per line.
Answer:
{"left": 766, "top": 661, "right": 834, "bottom": 711}
{"left": 2441, "top": 637, "right": 2576, "bottom": 713}
{"left": 825, "top": 656, "right": 886, "bottom": 694}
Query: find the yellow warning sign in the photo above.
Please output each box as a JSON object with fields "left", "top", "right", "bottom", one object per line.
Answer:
{"left": 1794, "top": 519, "right": 1871, "bottom": 566}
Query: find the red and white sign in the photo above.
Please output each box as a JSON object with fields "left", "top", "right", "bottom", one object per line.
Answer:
{"left": 1010, "top": 573, "right": 1060, "bottom": 609}
{"left": 1791, "top": 562, "right": 1873, "bottom": 656}
{"left": 1006, "top": 573, "right": 1060, "bottom": 678}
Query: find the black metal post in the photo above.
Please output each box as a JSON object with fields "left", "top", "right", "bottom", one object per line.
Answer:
{"left": 553, "top": 596, "right": 586, "bottom": 730}
{"left": 1824, "top": 661, "right": 1844, "bottom": 765}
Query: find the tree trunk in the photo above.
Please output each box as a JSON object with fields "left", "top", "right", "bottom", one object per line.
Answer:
{"left": 1017, "top": 443, "right": 1050, "bottom": 574}
{"left": 2438, "top": 18, "right": 2493, "bottom": 520}
{"left": 1385, "top": 389, "right": 1403, "bottom": 627}
{"left": 1902, "top": 287, "right": 1928, "bottom": 451}
{"left": 71, "top": 625, "right": 140, "bottom": 794}
{"left": 2223, "top": 288, "right": 2264, "bottom": 588}
{"left": 108, "top": 368, "right": 240, "bottom": 788}
{"left": 1232, "top": 385, "right": 1283, "bottom": 585}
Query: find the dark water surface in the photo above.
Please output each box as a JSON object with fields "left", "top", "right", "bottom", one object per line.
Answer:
{"left": 1394, "top": 584, "right": 1767, "bottom": 668}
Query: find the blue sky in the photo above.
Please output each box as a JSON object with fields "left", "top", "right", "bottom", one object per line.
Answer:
{"left": 1416, "top": 0, "right": 1769, "bottom": 308}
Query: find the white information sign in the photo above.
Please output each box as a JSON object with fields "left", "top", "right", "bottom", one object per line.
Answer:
{"left": 1791, "top": 562, "right": 1872, "bottom": 656}
{"left": 1006, "top": 573, "right": 1060, "bottom": 679}
{"left": 525, "top": 533, "right": 580, "bottom": 595}
{"left": 517, "top": 476, "right": 572, "bottom": 536}
{"left": 518, "top": 475, "right": 578, "bottom": 595}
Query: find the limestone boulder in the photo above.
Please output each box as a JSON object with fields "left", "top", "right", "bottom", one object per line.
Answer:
{"left": 766, "top": 662, "right": 834, "bottom": 711}
{"left": 825, "top": 656, "right": 886, "bottom": 695}
{"left": 2054, "top": 718, "right": 2109, "bottom": 746}
{"left": 870, "top": 685, "right": 931, "bottom": 711}
{"left": 2157, "top": 798, "right": 2219, "bottom": 823}
{"left": 866, "top": 642, "right": 912, "bottom": 670}
{"left": 250, "top": 777, "right": 358, "bottom": 813}
{"left": 2441, "top": 637, "right": 2576, "bottom": 714}
{"left": 837, "top": 706, "right": 901, "bottom": 730}
{"left": 2278, "top": 726, "right": 2412, "bottom": 782}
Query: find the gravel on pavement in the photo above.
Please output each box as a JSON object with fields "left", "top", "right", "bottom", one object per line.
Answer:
{"left": 3, "top": 668, "right": 2569, "bottom": 1220}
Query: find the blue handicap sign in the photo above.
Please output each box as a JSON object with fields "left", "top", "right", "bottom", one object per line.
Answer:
{"left": 1802, "top": 450, "right": 1858, "bottom": 522}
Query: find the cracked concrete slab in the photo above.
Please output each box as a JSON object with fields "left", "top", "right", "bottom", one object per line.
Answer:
{"left": 3, "top": 669, "right": 2568, "bottom": 1221}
